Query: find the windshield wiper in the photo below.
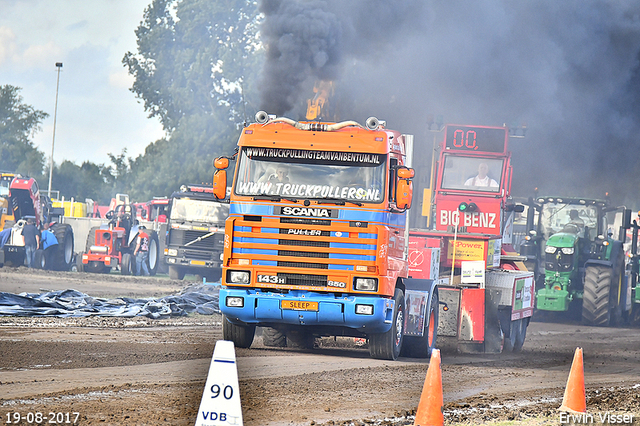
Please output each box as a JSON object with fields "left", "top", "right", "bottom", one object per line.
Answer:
{"left": 316, "top": 197, "right": 362, "bottom": 207}
{"left": 252, "top": 194, "right": 300, "bottom": 203}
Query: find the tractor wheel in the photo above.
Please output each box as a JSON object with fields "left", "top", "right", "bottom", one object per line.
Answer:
{"left": 261, "top": 327, "right": 287, "bottom": 347}
{"left": 85, "top": 226, "right": 99, "bottom": 252}
{"left": 34, "top": 249, "right": 46, "bottom": 269}
{"left": 50, "top": 223, "right": 74, "bottom": 271}
{"left": 75, "top": 254, "right": 84, "bottom": 272}
{"left": 369, "top": 288, "right": 405, "bottom": 360}
{"left": 222, "top": 315, "right": 255, "bottom": 348}
{"left": 583, "top": 265, "right": 614, "bottom": 326}
{"left": 169, "top": 265, "right": 185, "bottom": 280}
{"left": 145, "top": 230, "right": 160, "bottom": 276}
{"left": 401, "top": 290, "right": 439, "bottom": 358}
{"left": 121, "top": 253, "right": 133, "bottom": 276}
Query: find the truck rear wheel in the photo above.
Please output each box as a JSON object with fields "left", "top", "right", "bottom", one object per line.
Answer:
{"left": 50, "top": 223, "right": 74, "bottom": 271}
{"left": 169, "top": 266, "right": 185, "bottom": 280}
{"left": 583, "top": 265, "right": 614, "bottom": 326}
{"left": 369, "top": 288, "right": 405, "bottom": 360}
{"left": 222, "top": 315, "right": 255, "bottom": 348}
{"left": 401, "top": 290, "right": 439, "bottom": 358}
{"left": 261, "top": 327, "right": 287, "bottom": 347}
{"left": 145, "top": 230, "right": 159, "bottom": 276}
{"left": 121, "top": 253, "right": 133, "bottom": 275}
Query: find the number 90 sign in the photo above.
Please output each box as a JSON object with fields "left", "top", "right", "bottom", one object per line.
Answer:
{"left": 211, "top": 383, "right": 233, "bottom": 399}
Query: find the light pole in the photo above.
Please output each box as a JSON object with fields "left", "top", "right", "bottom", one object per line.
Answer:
{"left": 48, "top": 62, "right": 63, "bottom": 197}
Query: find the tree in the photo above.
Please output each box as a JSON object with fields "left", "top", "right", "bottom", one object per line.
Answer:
{"left": 122, "top": 0, "right": 263, "bottom": 199}
{"left": 0, "top": 85, "right": 48, "bottom": 177}
{"left": 53, "top": 160, "right": 112, "bottom": 205}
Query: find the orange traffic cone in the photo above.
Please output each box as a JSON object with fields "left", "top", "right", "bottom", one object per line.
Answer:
{"left": 559, "top": 347, "right": 586, "bottom": 413}
{"left": 414, "top": 349, "right": 444, "bottom": 426}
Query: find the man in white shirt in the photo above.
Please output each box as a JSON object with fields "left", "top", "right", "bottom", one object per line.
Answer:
{"left": 464, "top": 162, "right": 498, "bottom": 188}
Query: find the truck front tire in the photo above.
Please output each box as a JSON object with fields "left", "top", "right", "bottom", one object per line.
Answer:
{"left": 369, "top": 288, "right": 405, "bottom": 360}
{"left": 169, "top": 265, "right": 185, "bottom": 280}
{"left": 222, "top": 315, "right": 255, "bottom": 348}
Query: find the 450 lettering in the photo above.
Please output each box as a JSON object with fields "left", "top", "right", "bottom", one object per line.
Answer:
{"left": 257, "top": 274, "right": 285, "bottom": 284}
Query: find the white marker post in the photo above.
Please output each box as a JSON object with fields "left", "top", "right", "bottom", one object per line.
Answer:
{"left": 195, "top": 340, "right": 243, "bottom": 426}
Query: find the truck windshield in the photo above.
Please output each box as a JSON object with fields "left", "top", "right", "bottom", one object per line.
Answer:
{"left": 170, "top": 198, "right": 229, "bottom": 224}
{"left": 441, "top": 156, "right": 503, "bottom": 193}
{"left": 234, "top": 147, "right": 386, "bottom": 203}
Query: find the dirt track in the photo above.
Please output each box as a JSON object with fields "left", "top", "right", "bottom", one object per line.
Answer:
{"left": 1, "top": 267, "right": 639, "bottom": 425}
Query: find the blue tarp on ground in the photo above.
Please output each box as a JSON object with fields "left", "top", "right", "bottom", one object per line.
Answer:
{"left": 0, "top": 284, "right": 220, "bottom": 318}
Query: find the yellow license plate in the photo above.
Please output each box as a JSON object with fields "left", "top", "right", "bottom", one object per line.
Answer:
{"left": 190, "top": 260, "right": 206, "bottom": 265}
{"left": 281, "top": 300, "right": 319, "bottom": 311}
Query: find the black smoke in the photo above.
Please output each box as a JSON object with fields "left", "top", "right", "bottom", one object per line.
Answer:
{"left": 258, "top": 1, "right": 640, "bottom": 205}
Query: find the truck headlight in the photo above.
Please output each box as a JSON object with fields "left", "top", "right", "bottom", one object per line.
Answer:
{"left": 167, "top": 249, "right": 178, "bottom": 256}
{"left": 354, "top": 277, "right": 377, "bottom": 291}
{"left": 229, "top": 270, "right": 250, "bottom": 284}
{"left": 226, "top": 296, "right": 244, "bottom": 308}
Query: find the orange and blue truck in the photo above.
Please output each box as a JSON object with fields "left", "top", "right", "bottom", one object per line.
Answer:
{"left": 213, "top": 113, "right": 534, "bottom": 358}
{"left": 212, "top": 112, "right": 439, "bottom": 360}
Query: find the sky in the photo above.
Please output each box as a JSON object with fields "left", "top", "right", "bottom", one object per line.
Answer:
{"left": 0, "top": 0, "right": 165, "bottom": 167}
{"left": 258, "top": 0, "right": 640, "bottom": 204}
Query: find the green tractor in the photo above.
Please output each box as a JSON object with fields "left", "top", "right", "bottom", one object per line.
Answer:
{"left": 519, "top": 196, "right": 630, "bottom": 326}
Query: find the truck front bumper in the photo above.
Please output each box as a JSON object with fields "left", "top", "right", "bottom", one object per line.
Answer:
{"left": 220, "top": 288, "right": 394, "bottom": 334}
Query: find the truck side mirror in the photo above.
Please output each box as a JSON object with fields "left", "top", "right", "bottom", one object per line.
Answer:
{"left": 212, "top": 156, "right": 230, "bottom": 200}
{"left": 214, "top": 157, "right": 229, "bottom": 169}
{"left": 213, "top": 170, "right": 227, "bottom": 200}
{"left": 395, "top": 167, "right": 414, "bottom": 209}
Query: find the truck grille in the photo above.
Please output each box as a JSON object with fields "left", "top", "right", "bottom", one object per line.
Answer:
{"left": 184, "top": 249, "right": 213, "bottom": 261}
{"left": 277, "top": 273, "right": 328, "bottom": 287}
{"left": 170, "top": 229, "right": 223, "bottom": 251}
{"left": 230, "top": 216, "right": 379, "bottom": 287}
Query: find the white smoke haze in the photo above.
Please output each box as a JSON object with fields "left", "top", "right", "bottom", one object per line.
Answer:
{"left": 258, "top": 0, "right": 640, "bottom": 205}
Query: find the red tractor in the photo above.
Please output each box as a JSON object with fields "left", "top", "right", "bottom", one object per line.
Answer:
{"left": 0, "top": 176, "right": 74, "bottom": 270}
{"left": 79, "top": 204, "right": 160, "bottom": 275}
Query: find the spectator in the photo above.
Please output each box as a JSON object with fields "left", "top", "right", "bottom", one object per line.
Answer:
{"left": 22, "top": 217, "right": 39, "bottom": 268}
{"left": 133, "top": 226, "right": 150, "bottom": 276}
{"left": 0, "top": 228, "right": 10, "bottom": 248}
{"left": 40, "top": 222, "right": 59, "bottom": 267}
